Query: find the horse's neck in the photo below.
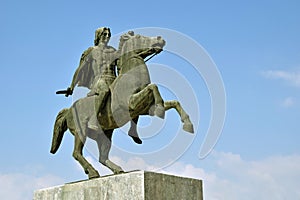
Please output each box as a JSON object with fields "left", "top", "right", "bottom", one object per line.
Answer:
{"left": 119, "top": 52, "right": 145, "bottom": 74}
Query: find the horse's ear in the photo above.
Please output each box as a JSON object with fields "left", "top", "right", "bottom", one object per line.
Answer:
{"left": 120, "top": 33, "right": 132, "bottom": 44}
{"left": 119, "top": 33, "right": 131, "bottom": 51}
{"left": 128, "top": 31, "right": 134, "bottom": 36}
{"left": 122, "top": 35, "right": 130, "bottom": 41}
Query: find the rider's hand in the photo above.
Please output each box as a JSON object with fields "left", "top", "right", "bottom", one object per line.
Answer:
{"left": 65, "top": 87, "right": 73, "bottom": 97}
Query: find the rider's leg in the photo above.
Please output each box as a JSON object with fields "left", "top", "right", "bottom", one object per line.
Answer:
{"left": 88, "top": 81, "right": 110, "bottom": 130}
{"left": 88, "top": 91, "right": 109, "bottom": 130}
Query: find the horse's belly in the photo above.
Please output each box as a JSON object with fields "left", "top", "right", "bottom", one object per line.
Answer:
{"left": 98, "top": 96, "right": 131, "bottom": 130}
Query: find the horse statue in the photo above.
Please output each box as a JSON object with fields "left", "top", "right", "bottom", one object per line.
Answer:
{"left": 50, "top": 31, "right": 194, "bottom": 179}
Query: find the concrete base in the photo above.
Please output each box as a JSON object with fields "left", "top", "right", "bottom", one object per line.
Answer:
{"left": 34, "top": 171, "right": 203, "bottom": 200}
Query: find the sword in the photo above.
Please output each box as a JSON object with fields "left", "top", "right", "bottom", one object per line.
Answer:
{"left": 56, "top": 88, "right": 72, "bottom": 97}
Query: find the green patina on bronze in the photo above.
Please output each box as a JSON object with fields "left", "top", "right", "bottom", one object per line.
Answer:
{"left": 51, "top": 28, "right": 194, "bottom": 179}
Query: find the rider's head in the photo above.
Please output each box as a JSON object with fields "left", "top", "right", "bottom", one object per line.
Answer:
{"left": 94, "top": 27, "right": 111, "bottom": 46}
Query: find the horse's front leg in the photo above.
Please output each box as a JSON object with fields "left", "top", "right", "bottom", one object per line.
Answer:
{"left": 129, "top": 83, "right": 165, "bottom": 119}
{"left": 164, "top": 100, "right": 194, "bottom": 133}
{"left": 129, "top": 117, "right": 142, "bottom": 144}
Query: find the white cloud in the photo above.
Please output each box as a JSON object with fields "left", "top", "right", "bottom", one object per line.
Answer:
{"left": 0, "top": 173, "right": 64, "bottom": 200}
{"left": 262, "top": 70, "right": 300, "bottom": 87}
{"left": 281, "top": 97, "right": 295, "bottom": 107}
{"left": 90, "top": 152, "right": 300, "bottom": 200}
{"left": 29, "top": 152, "right": 300, "bottom": 200}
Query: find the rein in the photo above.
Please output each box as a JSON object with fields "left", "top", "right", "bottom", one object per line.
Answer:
{"left": 144, "top": 52, "right": 159, "bottom": 63}
{"left": 119, "top": 51, "right": 159, "bottom": 70}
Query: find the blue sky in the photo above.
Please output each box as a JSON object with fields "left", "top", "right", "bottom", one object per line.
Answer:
{"left": 1, "top": 0, "right": 300, "bottom": 199}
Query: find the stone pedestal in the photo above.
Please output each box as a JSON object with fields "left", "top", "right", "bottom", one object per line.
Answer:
{"left": 34, "top": 171, "right": 203, "bottom": 200}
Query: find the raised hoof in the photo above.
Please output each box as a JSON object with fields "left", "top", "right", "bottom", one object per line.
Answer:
{"left": 154, "top": 105, "right": 165, "bottom": 119}
{"left": 131, "top": 136, "right": 142, "bottom": 144}
{"left": 183, "top": 122, "right": 194, "bottom": 134}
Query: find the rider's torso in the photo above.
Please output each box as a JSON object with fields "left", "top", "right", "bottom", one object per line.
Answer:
{"left": 89, "top": 45, "right": 117, "bottom": 78}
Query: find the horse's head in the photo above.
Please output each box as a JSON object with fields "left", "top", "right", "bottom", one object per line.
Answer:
{"left": 118, "top": 31, "right": 166, "bottom": 59}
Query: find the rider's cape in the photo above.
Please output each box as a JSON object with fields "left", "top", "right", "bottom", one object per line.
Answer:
{"left": 74, "top": 47, "right": 94, "bottom": 89}
{"left": 74, "top": 46, "right": 117, "bottom": 89}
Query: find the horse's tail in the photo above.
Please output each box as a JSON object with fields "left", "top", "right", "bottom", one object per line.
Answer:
{"left": 50, "top": 108, "right": 69, "bottom": 154}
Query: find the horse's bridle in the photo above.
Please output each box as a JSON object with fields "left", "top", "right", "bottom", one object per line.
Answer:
{"left": 119, "top": 49, "right": 160, "bottom": 70}
{"left": 144, "top": 51, "right": 159, "bottom": 63}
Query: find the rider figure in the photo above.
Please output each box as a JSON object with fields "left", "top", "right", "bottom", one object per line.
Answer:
{"left": 66, "top": 27, "right": 142, "bottom": 144}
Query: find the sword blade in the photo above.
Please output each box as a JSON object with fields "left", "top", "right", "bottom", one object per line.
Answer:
{"left": 56, "top": 90, "right": 68, "bottom": 94}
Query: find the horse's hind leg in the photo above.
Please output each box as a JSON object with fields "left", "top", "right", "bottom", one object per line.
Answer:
{"left": 164, "top": 100, "right": 194, "bottom": 133}
{"left": 72, "top": 132, "right": 100, "bottom": 179}
{"left": 96, "top": 130, "right": 124, "bottom": 174}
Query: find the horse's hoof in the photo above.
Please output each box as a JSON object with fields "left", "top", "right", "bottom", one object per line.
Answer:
{"left": 183, "top": 122, "right": 194, "bottom": 133}
{"left": 114, "top": 170, "right": 125, "bottom": 175}
{"left": 154, "top": 105, "right": 165, "bottom": 119}
{"left": 131, "top": 136, "right": 142, "bottom": 144}
{"left": 88, "top": 171, "right": 100, "bottom": 179}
